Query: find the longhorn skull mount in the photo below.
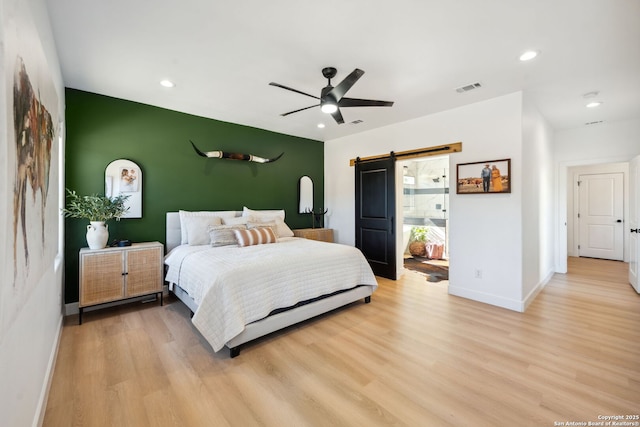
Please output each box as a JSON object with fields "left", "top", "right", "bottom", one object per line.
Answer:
{"left": 190, "top": 140, "right": 284, "bottom": 164}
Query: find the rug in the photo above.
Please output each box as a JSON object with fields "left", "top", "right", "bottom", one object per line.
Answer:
{"left": 404, "top": 257, "right": 449, "bottom": 282}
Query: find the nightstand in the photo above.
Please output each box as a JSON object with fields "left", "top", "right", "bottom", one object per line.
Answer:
{"left": 293, "top": 228, "right": 334, "bottom": 243}
{"left": 78, "top": 241, "right": 163, "bottom": 324}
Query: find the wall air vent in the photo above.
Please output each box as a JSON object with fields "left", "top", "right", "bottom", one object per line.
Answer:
{"left": 350, "top": 119, "right": 364, "bottom": 125}
{"left": 456, "top": 82, "right": 482, "bottom": 93}
{"left": 585, "top": 120, "right": 604, "bottom": 126}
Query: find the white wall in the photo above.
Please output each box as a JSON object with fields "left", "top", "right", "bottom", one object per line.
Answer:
{"left": 554, "top": 118, "right": 640, "bottom": 272}
{"left": 325, "top": 92, "right": 534, "bottom": 311}
{"left": 521, "top": 95, "right": 556, "bottom": 306}
{"left": 0, "top": 0, "right": 65, "bottom": 426}
{"left": 555, "top": 118, "right": 640, "bottom": 163}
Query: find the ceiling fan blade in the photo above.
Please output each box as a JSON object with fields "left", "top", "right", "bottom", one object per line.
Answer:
{"left": 269, "top": 82, "right": 320, "bottom": 100}
{"left": 326, "top": 69, "right": 364, "bottom": 102}
{"left": 280, "top": 104, "right": 319, "bottom": 116}
{"left": 339, "top": 97, "right": 394, "bottom": 108}
{"left": 331, "top": 108, "right": 345, "bottom": 124}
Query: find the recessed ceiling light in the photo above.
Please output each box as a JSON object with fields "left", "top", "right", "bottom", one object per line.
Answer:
{"left": 586, "top": 101, "right": 602, "bottom": 108}
{"left": 519, "top": 50, "right": 539, "bottom": 61}
{"left": 317, "top": 123, "right": 325, "bottom": 128}
{"left": 160, "top": 79, "right": 175, "bottom": 88}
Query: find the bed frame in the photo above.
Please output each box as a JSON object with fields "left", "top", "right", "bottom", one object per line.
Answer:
{"left": 165, "top": 212, "right": 373, "bottom": 358}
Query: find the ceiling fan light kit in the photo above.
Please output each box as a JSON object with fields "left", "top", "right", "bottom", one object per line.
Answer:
{"left": 320, "top": 102, "right": 338, "bottom": 114}
{"left": 269, "top": 67, "right": 394, "bottom": 124}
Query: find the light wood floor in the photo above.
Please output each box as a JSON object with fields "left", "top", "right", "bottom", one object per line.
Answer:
{"left": 44, "top": 257, "right": 640, "bottom": 426}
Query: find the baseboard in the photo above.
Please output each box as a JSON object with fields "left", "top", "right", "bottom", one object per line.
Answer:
{"left": 449, "top": 268, "right": 556, "bottom": 313}
{"left": 522, "top": 269, "right": 555, "bottom": 311}
{"left": 33, "top": 313, "right": 63, "bottom": 427}
{"left": 447, "top": 286, "right": 525, "bottom": 312}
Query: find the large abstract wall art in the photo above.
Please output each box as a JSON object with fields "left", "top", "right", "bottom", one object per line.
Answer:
{"left": 12, "top": 56, "right": 55, "bottom": 277}
{"left": 1, "top": 0, "right": 60, "bottom": 340}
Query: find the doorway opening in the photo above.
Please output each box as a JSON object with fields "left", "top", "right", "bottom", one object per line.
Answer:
{"left": 400, "top": 155, "right": 449, "bottom": 283}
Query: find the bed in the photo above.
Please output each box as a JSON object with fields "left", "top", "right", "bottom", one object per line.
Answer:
{"left": 164, "top": 211, "right": 378, "bottom": 357}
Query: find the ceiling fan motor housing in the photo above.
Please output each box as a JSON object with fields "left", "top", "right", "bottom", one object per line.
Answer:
{"left": 321, "top": 85, "right": 335, "bottom": 101}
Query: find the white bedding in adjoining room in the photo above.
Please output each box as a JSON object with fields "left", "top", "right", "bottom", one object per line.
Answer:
{"left": 164, "top": 237, "right": 378, "bottom": 351}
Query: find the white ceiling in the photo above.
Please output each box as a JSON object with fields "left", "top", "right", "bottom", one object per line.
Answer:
{"left": 45, "top": 0, "right": 640, "bottom": 142}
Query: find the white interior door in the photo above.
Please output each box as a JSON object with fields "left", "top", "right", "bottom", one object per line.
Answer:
{"left": 578, "top": 173, "right": 624, "bottom": 261}
{"left": 629, "top": 156, "right": 639, "bottom": 292}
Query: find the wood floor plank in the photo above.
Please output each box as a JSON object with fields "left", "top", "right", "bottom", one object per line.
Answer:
{"left": 43, "top": 257, "right": 640, "bottom": 426}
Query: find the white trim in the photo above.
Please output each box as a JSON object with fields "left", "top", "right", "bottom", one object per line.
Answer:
{"left": 523, "top": 269, "right": 555, "bottom": 311}
{"left": 448, "top": 286, "right": 525, "bottom": 312}
{"left": 33, "top": 313, "right": 63, "bottom": 427}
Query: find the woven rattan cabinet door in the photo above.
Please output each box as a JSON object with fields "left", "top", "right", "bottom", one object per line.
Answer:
{"left": 79, "top": 251, "right": 125, "bottom": 307}
{"left": 125, "top": 245, "right": 163, "bottom": 297}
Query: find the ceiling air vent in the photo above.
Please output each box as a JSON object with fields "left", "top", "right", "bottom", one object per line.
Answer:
{"left": 456, "top": 82, "right": 482, "bottom": 93}
{"left": 585, "top": 120, "right": 604, "bottom": 126}
{"left": 350, "top": 119, "right": 364, "bottom": 125}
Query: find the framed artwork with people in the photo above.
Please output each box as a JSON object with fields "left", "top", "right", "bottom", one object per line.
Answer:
{"left": 456, "top": 158, "right": 511, "bottom": 194}
{"left": 118, "top": 167, "right": 139, "bottom": 192}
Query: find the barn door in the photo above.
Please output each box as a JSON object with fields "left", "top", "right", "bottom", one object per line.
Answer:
{"left": 355, "top": 157, "right": 396, "bottom": 279}
{"left": 577, "top": 173, "right": 624, "bottom": 261}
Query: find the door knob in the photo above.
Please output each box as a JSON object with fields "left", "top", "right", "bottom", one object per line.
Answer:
{"left": 631, "top": 229, "right": 639, "bottom": 233}
{"left": 616, "top": 219, "right": 622, "bottom": 223}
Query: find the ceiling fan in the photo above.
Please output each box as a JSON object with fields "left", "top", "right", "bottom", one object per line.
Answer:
{"left": 269, "top": 67, "right": 394, "bottom": 124}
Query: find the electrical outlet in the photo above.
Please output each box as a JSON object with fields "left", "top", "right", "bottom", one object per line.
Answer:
{"left": 474, "top": 269, "right": 482, "bottom": 279}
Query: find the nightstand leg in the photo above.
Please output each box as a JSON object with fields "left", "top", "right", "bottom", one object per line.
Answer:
{"left": 79, "top": 307, "right": 83, "bottom": 325}
{"left": 159, "top": 291, "right": 164, "bottom": 306}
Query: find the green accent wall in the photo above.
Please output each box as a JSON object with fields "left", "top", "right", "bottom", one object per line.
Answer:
{"left": 64, "top": 89, "right": 324, "bottom": 304}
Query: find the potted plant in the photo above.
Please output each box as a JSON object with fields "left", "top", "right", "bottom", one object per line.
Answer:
{"left": 62, "top": 189, "right": 129, "bottom": 249}
{"left": 408, "top": 226, "right": 429, "bottom": 257}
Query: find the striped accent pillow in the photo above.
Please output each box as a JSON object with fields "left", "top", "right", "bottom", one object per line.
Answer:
{"left": 234, "top": 227, "right": 277, "bottom": 247}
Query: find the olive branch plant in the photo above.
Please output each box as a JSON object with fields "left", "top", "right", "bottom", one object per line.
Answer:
{"left": 61, "top": 189, "right": 130, "bottom": 222}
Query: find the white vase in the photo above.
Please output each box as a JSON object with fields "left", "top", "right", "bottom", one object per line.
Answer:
{"left": 86, "top": 221, "right": 109, "bottom": 249}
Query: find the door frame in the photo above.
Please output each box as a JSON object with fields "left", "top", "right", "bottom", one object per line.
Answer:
{"left": 575, "top": 172, "right": 624, "bottom": 260}
{"left": 629, "top": 155, "right": 639, "bottom": 291}
{"left": 566, "top": 162, "right": 629, "bottom": 263}
{"left": 396, "top": 155, "right": 450, "bottom": 276}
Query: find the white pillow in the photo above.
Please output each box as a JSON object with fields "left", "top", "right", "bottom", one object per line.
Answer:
{"left": 209, "top": 224, "right": 247, "bottom": 247}
{"left": 242, "top": 206, "right": 285, "bottom": 221}
{"left": 223, "top": 216, "right": 249, "bottom": 226}
{"left": 247, "top": 220, "right": 277, "bottom": 237}
{"left": 248, "top": 215, "right": 294, "bottom": 238}
{"left": 184, "top": 215, "right": 223, "bottom": 245}
{"left": 179, "top": 210, "right": 237, "bottom": 244}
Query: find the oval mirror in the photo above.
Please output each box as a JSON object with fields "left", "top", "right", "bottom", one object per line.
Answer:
{"left": 299, "top": 175, "right": 313, "bottom": 214}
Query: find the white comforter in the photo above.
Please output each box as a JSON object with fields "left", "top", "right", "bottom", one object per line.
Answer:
{"left": 164, "top": 237, "right": 377, "bottom": 351}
